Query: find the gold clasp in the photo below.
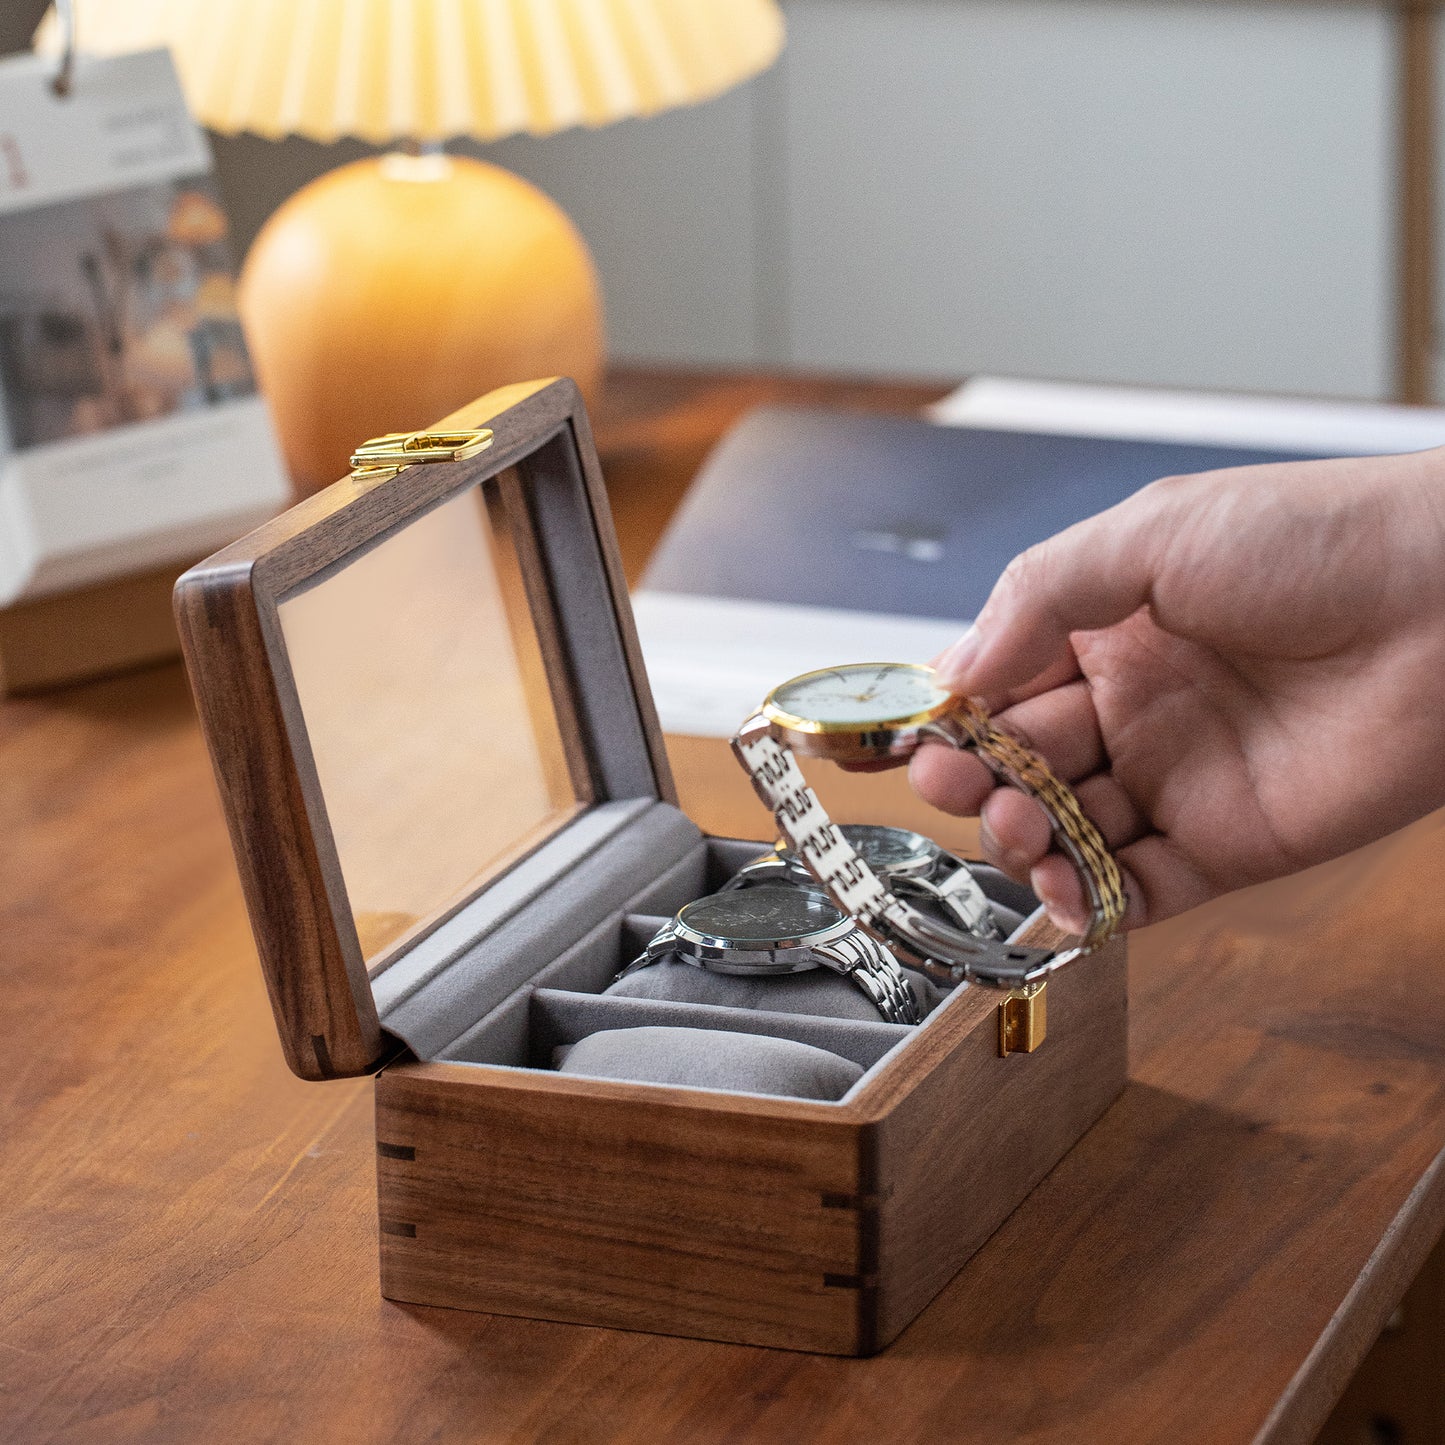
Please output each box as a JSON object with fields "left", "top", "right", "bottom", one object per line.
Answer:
{"left": 348, "top": 427, "right": 494, "bottom": 478}
{"left": 998, "top": 981, "right": 1047, "bottom": 1057}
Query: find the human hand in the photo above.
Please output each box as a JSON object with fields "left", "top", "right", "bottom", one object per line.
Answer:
{"left": 911, "top": 447, "right": 1445, "bottom": 931}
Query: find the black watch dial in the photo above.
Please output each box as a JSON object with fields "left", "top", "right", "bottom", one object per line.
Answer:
{"left": 839, "top": 823, "right": 934, "bottom": 872}
{"left": 677, "top": 886, "right": 844, "bottom": 945}
{"left": 779, "top": 823, "right": 933, "bottom": 874}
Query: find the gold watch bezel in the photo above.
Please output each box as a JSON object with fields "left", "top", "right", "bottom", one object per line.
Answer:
{"left": 761, "top": 661, "right": 957, "bottom": 736}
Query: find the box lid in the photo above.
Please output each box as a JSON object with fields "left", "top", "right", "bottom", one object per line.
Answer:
{"left": 176, "top": 379, "right": 676, "bottom": 1080}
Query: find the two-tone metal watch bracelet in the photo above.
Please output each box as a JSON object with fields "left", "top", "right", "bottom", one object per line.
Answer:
{"left": 731, "top": 705, "right": 1125, "bottom": 990}
{"left": 939, "top": 698, "right": 1126, "bottom": 946}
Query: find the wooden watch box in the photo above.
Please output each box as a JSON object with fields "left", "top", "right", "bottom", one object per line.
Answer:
{"left": 175, "top": 378, "right": 1127, "bottom": 1356}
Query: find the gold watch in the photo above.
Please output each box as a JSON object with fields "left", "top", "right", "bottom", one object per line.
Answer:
{"left": 730, "top": 662, "right": 1125, "bottom": 989}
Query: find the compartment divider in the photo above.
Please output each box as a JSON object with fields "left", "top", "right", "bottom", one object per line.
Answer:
{"left": 528, "top": 987, "right": 911, "bottom": 1073}
{"left": 619, "top": 913, "right": 672, "bottom": 960}
{"left": 702, "top": 836, "right": 775, "bottom": 891}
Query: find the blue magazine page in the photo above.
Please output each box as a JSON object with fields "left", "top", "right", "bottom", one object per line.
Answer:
{"left": 642, "top": 405, "right": 1327, "bottom": 624}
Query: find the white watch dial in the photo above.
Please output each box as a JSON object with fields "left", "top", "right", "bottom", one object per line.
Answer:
{"left": 767, "top": 662, "right": 949, "bottom": 728}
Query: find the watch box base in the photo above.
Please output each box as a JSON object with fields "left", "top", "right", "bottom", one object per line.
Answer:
{"left": 175, "top": 377, "right": 1130, "bottom": 1358}
{"left": 374, "top": 926, "right": 1127, "bottom": 1356}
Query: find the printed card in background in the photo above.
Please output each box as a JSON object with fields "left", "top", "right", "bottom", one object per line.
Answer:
{"left": 0, "top": 47, "right": 288, "bottom": 605}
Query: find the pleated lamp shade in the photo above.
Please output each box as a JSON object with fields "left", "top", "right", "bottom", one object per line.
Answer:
{"left": 42, "top": 1, "right": 786, "bottom": 493}
{"left": 46, "top": 0, "right": 786, "bottom": 144}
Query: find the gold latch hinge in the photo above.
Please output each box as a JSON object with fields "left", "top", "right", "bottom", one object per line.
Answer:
{"left": 348, "top": 427, "right": 494, "bottom": 480}
{"left": 998, "top": 981, "right": 1047, "bottom": 1057}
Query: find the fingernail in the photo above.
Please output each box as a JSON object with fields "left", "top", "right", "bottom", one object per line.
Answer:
{"left": 1032, "top": 867, "right": 1090, "bottom": 935}
{"left": 933, "top": 624, "right": 982, "bottom": 690}
{"left": 1047, "top": 901, "right": 1090, "bottom": 936}
{"left": 979, "top": 815, "right": 1029, "bottom": 879}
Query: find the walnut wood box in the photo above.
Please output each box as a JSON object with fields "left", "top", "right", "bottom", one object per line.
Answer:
{"left": 175, "top": 378, "right": 1127, "bottom": 1356}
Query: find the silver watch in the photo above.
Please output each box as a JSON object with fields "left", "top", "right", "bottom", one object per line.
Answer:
{"left": 616, "top": 886, "right": 920, "bottom": 1025}
{"left": 723, "top": 823, "right": 1001, "bottom": 940}
{"left": 730, "top": 662, "right": 1126, "bottom": 991}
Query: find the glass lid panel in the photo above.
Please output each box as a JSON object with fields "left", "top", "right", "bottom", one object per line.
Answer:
{"left": 278, "top": 477, "right": 588, "bottom": 970}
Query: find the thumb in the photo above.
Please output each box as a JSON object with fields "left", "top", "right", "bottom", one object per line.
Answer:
{"left": 935, "top": 489, "right": 1169, "bottom": 698}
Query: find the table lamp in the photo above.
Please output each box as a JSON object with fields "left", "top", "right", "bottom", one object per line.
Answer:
{"left": 54, "top": 0, "right": 785, "bottom": 492}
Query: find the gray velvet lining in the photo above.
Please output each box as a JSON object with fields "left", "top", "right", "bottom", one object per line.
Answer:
{"left": 526, "top": 987, "right": 909, "bottom": 1070}
{"left": 371, "top": 799, "right": 660, "bottom": 1011}
{"left": 556, "top": 1027, "right": 864, "bottom": 1101}
{"left": 521, "top": 433, "right": 662, "bottom": 801}
{"left": 318, "top": 435, "right": 1043, "bottom": 1103}
{"left": 378, "top": 802, "right": 704, "bottom": 1059}
{"left": 382, "top": 814, "right": 1039, "bottom": 1104}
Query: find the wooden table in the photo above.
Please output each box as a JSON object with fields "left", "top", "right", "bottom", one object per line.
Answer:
{"left": 3, "top": 370, "right": 1443, "bottom": 1445}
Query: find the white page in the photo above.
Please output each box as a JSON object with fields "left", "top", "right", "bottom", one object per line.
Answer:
{"left": 928, "top": 375, "right": 1445, "bottom": 454}
{"left": 632, "top": 592, "right": 966, "bottom": 740}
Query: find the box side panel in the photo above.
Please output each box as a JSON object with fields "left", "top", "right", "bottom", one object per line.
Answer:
{"left": 175, "top": 560, "right": 385, "bottom": 1079}
{"left": 374, "top": 1068, "right": 872, "bottom": 1354}
{"left": 871, "top": 941, "right": 1129, "bottom": 1347}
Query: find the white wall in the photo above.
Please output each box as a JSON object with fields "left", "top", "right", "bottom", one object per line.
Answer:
{"left": 1432, "top": 13, "right": 1445, "bottom": 402}
{"left": 481, "top": 85, "right": 764, "bottom": 368}
{"left": 213, "top": 1, "right": 1404, "bottom": 400}
{"left": 774, "top": 0, "right": 1395, "bottom": 397}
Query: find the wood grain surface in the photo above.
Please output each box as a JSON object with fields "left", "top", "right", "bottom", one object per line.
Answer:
{"left": 174, "top": 379, "right": 673, "bottom": 1080}
{"left": 1316, "top": 1227, "right": 1445, "bottom": 1444}
{"left": 371, "top": 939, "right": 1123, "bottom": 1357}
{"left": 3, "top": 370, "right": 1444, "bottom": 1443}
{"left": 376, "top": 1058, "right": 876, "bottom": 1355}
{"left": 0, "top": 562, "right": 183, "bottom": 697}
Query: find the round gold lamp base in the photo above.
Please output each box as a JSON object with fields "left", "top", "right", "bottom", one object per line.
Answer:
{"left": 239, "top": 153, "right": 604, "bottom": 495}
